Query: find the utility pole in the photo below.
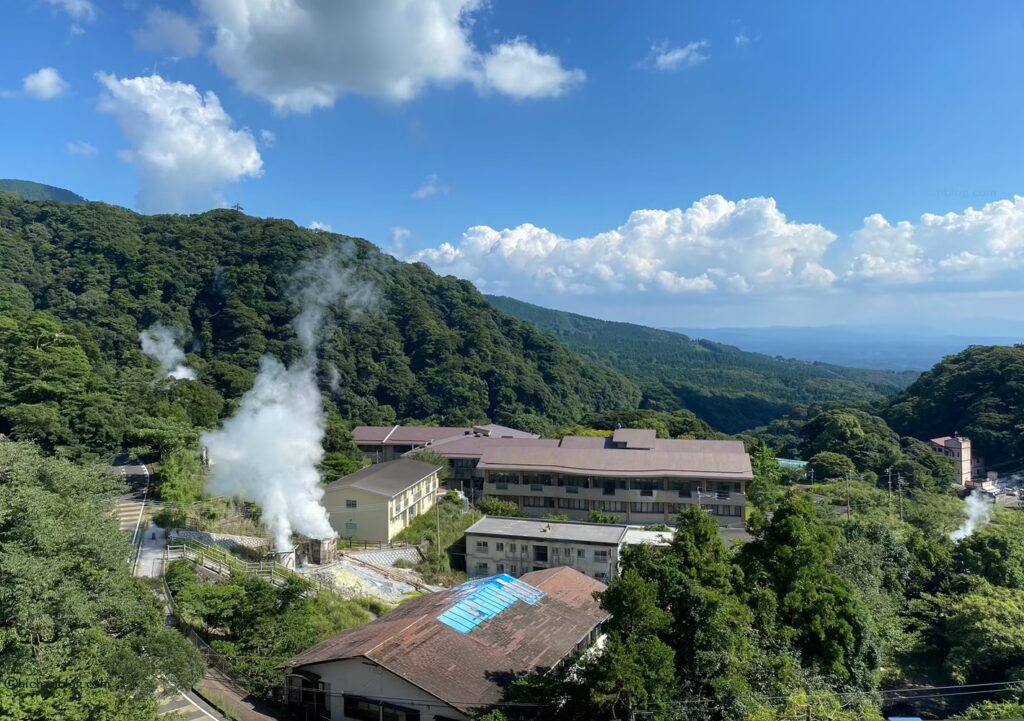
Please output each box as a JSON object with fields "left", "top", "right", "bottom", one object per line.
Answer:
{"left": 897, "top": 475, "right": 905, "bottom": 522}
{"left": 887, "top": 468, "right": 893, "bottom": 512}
{"left": 845, "top": 472, "right": 852, "bottom": 520}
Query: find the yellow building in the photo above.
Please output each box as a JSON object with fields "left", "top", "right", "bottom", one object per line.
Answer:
{"left": 321, "top": 459, "right": 442, "bottom": 543}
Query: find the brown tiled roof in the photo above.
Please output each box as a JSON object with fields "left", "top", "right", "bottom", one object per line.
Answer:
{"left": 612, "top": 428, "right": 657, "bottom": 449}
{"left": 322, "top": 458, "right": 441, "bottom": 497}
{"left": 281, "top": 568, "right": 607, "bottom": 713}
{"left": 557, "top": 435, "right": 609, "bottom": 449}
{"left": 478, "top": 441, "right": 753, "bottom": 480}
{"left": 409, "top": 435, "right": 558, "bottom": 459}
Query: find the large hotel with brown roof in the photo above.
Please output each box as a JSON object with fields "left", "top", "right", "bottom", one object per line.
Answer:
{"left": 353, "top": 425, "right": 752, "bottom": 526}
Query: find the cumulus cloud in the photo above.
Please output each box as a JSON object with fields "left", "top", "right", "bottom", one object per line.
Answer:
{"left": 96, "top": 73, "right": 263, "bottom": 213}
{"left": 641, "top": 40, "right": 711, "bottom": 71}
{"left": 309, "top": 220, "right": 332, "bottom": 231}
{"left": 387, "top": 226, "right": 412, "bottom": 255}
{"left": 480, "top": 38, "right": 585, "bottom": 99}
{"left": 194, "top": 0, "right": 583, "bottom": 113}
{"left": 23, "top": 68, "right": 69, "bottom": 100}
{"left": 412, "top": 195, "right": 837, "bottom": 297}
{"left": 735, "top": 32, "right": 750, "bottom": 47}
{"left": 846, "top": 196, "right": 1024, "bottom": 283}
{"left": 66, "top": 140, "right": 98, "bottom": 157}
{"left": 259, "top": 129, "right": 276, "bottom": 147}
{"left": 411, "top": 173, "right": 450, "bottom": 200}
{"left": 134, "top": 7, "right": 202, "bottom": 58}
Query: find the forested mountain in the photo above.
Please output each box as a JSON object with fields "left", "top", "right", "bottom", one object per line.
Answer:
{"left": 0, "top": 178, "right": 85, "bottom": 203}
{"left": 488, "top": 294, "right": 917, "bottom": 433}
{"left": 0, "top": 193, "right": 638, "bottom": 458}
{"left": 885, "top": 345, "right": 1024, "bottom": 468}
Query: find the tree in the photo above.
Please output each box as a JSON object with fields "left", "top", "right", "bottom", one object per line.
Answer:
{"left": 587, "top": 509, "right": 621, "bottom": 524}
{"left": 748, "top": 690, "right": 883, "bottom": 721}
{"left": 809, "top": 451, "right": 856, "bottom": 482}
{"left": 954, "top": 522, "right": 1024, "bottom": 588}
{"left": 478, "top": 497, "right": 524, "bottom": 517}
{"left": 0, "top": 441, "right": 202, "bottom": 720}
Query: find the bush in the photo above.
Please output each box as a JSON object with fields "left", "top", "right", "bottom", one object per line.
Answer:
{"left": 809, "top": 451, "right": 857, "bottom": 481}
{"left": 477, "top": 497, "right": 524, "bottom": 517}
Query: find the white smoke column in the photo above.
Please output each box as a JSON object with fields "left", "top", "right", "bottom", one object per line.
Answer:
{"left": 950, "top": 490, "right": 994, "bottom": 542}
{"left": 139, "top": 323, "right": 196, "bottom": 380}
{"left": 200, "top": 248, "right": 375, "bottom": 549}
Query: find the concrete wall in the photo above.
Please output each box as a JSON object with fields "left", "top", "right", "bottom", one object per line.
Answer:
{"left": 300, "top": 658, "right": 469, "bottom": 721}
{"left": 465, "top": 532, "right": 618, "bottom": 582}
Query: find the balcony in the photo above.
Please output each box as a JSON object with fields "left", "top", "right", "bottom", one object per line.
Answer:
{"left": 529, "top": 484, "right": 545, "bottom": 492}
{"left": 565, "top": 485, "right": 579, "bottom": 494}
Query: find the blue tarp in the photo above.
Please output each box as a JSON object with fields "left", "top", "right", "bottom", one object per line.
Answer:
{"left": 437, "top": 574, "right": 546, "bottom": 634}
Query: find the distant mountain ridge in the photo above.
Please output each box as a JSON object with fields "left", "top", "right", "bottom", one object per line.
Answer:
{"left": 0, "top": 179, "right": 85, "bottom": 204}
{"left": 671, "top": 325, "right": 1023, "bottom": 372}
{"left": 488, "top": 295, "right": 917, "bottom": 433}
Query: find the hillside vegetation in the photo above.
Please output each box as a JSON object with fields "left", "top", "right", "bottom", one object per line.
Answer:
{"left": 885, "top": 344, "right": 1024, "bottom": 469}
{"left": 488, "top": 295, "right": 917, "bottom": 433}
{"left": 0, "top": 193, "right": 639, "bottom": 458}
{"left": 0, "top": 179, "right": 85, "bottom": 203}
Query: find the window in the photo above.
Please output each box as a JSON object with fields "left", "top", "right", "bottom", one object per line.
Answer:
{"left": 523, "top": 496, "right": 555, "bottom": 508}
{"left": 594, "top": 500, "right": 626, "bottom": 513}
{"left": 344, "top": 696, "right": 421, "bottom": 721}
{"left": 496, "top": 563, "right": 505, "bottom": 573}
{"left": 509, "top": 543, "right": 517, "bottom": 553}
{"left": 577, "top": 549, "right": 585, "bottom": 558}
{"left": 496, "top": 542, "right": 504, "bottom": 551}
{"left": 475, "top": 541, "right": 489, "bottom": 552}
{"left": 633, "top": 480, "right": 657, "bottom": 496}
{"left": 345, "top": 499, "right": 357, "bottom": 508}
{"left": 561, "top": 498, "right": 587, "bottom": 510}
{"left": 594, "top": 550, "right": 609, "bottom": 561}
{"left": 475, "top": 562, "right": 489, "bottom": 574}
{"left": 533, "top": 545, "right": 548, "bottom": 563}
{"left": 633, "top": 502, "right": 663, "bottom": 514}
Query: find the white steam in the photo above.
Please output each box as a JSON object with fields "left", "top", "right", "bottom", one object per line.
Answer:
{"left": 139, "top": 323, "right": 196, "bottom": 380}
{"left": 200, "top": 249, "right": 375, "bottom": 549}
{"left": 950, "top": 490, "right": 994, "bottom": 542}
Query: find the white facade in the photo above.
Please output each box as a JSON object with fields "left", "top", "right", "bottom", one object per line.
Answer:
{"left": 286, "top": 658, "right": 467, "bottom": 721}
{"left": 467, "top": 534, "right": 619, "bottom": 582}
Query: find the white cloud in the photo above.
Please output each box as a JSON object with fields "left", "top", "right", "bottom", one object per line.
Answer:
{"left": 259, "top": 129, "right": 276, "bottom": 147}
{"left": 46, "top": 0, "right": 95, "bottom": 23}
{"left": 308, "top": 220, "right": 332, "bottom": 231}
{"left": 194, "top": 0, "right": 582, "bottom": 113}
{"left": 66, "top": 140, "right": 98, "bottom": 157}
{"left": 642, "top": 40, "right": 711, "bottom": 71}
{"left": 411, "top": 173, "right": 450, "bottom": 200}
{"left": 96, "top": 73, "right": 263, "bottom": 213}
{"left": 412, "top": 195, "right": 837, "bottom": 297}
{"left": 846, "top": 196, "right": 1024, "bottom": 283}
{"left": 134, "top": 7, "right": 202, "bottom": 58}
{"left": 735, "top": 32, "right": 750, "bottom": 47}
{"left": 387, "top": 225, "right": 412, "bottom": 255}
{"left": 479, "top": 38, "right": 585, "bottom": 99}
{"left": 23, "top": 68, "right": 69, "bottom": 100}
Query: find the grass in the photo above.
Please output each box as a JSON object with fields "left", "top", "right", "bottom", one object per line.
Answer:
{"left": 392, "top": 494, "right": 481, "bottom": 584}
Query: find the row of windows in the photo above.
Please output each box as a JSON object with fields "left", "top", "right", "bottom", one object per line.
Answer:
{"left": 488, "top": 474, "right": 742, "bottom": 494}
{"left": 474, "top": 540, "right": 610, "bottom": 562}
{"left": 477, "top": 560, "right": 610, "bottom": 582}
{"left": 487, "top": 495, "right": 745, "bottom": 516}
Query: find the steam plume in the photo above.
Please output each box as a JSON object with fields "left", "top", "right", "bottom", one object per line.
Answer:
{"left": 139, "top": 323, "right": 196, "bottom": 380}
{"left": 200, "top": 248, "right": 375, "bottom": 549}
{"left": 950, "top": 490, "right": 993, "bottom": 542}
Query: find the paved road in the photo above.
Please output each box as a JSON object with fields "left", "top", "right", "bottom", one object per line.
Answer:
{"left": 112, "top": 463, "right": 151, "bottom": 542}
{"left": 157, "top": 682, "right": 224, "bottom": 720}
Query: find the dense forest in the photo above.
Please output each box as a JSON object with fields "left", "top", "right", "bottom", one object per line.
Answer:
{"left": 488, "top": 294, "right": 917, "bottom": 433}
{"left": 0, "top": 192, "right": 640, "bottom": 460}
{"left": 0, "top": 179, "right": 85, "bottom": 204}
{"left": 0, "top": 441, "right": 203, "bottom": 720}
{"left": 885, "top": 345, "right": 1024, "bottom": 469}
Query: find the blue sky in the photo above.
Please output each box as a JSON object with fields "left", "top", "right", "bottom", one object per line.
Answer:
{"left": 5, "top": 1, "right": 1024, "bottom": 330}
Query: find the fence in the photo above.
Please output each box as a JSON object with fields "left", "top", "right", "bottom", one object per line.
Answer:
{"left": 166, "top": 537, "right": 330, "bottom": 592}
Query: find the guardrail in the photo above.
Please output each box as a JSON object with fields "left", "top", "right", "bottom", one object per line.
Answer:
{"left": 166, "top": 538, "right": 328, "bottom": 592}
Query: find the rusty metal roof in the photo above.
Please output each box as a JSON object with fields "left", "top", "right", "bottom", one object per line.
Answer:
{"left": 281, "top": 567, "right": 607, "bottom": 713}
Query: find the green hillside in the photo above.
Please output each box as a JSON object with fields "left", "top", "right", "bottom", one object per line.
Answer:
{"left": 488, "top": 294, "right": 917, "bottom": 433}
{"left": 0, "top": 179, "right": 85, "bottom": 203}
{"left": 885, "top": 344, "right": 1024, "bottom": 468}
{"left": 0, "top": 195, "right": 639, "bottom": 458}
